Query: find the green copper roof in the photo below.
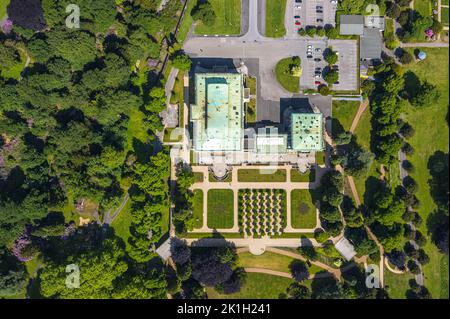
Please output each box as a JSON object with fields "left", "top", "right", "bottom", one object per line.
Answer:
{"left": 291, "top": 113, "right": 324, "bottom": 152}
{"left": 191, "top": 73, "right": 244, "bottom": 151}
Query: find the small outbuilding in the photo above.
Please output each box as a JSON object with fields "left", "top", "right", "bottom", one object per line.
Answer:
{"left": 335, "top": 237, "right": 357, "bottom": 261}
{"left": 339, "top": 15, "right": 364, "bottom": 35}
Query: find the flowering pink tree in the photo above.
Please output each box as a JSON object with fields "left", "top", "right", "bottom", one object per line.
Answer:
{"left": 425, "top": 28, "right": 434, "bottom": 38}
{"left": 1, "top": 18, "right": 13, "bottom": 34}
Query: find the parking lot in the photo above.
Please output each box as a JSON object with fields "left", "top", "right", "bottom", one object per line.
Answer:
{"left": 298, "top": 0, "right": 337, "bottom": 28}
{"left": 298, "top": 38, "right": 358, "bottom": 92}
{"left": 299, "top": 39, "right": 329, "bottom": 90}
{"left": 328, "top": 39, "right": 358, "bottom": 91}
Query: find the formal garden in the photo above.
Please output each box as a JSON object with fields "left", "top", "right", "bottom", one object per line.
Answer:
{"left": 291, "top": 190, "right": 318, "bottom": 229}
{"left": 239, "top": 189, "right": 287, "bottom": 238}
{"left": 207, "top": 189, "right": 234, "bottom": 229}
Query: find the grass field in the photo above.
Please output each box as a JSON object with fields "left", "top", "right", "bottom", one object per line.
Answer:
{"left": 192, "top": 189, "right": 204, "bottom": 229}
{"left": 266, "top": 0, "right": 286, "bottom": 38}
{"left": 384, "top": 270, "right": 415, "bottom": 299}
{"left": 207, "top": 189, "right": 234, "bottom": 229}
{"left": 402, "top": 48, "right": 449, "bottom": 299}
{"left": 207, "top": 273, "right": 295, "bottom": 299}
{"left": 238, "top": 169, "right": 287, "bottom": 182}
{"left": 291, "top": 190, "right": 317, "bottom": 229}
{"left": 275, "top": 57, "right": 300, "bottom": 93}
{"left": 332, "top": 100, "right": 360, "bottom": 132}
{"left": 414, "top": 0, "right": 432, "bottom": 17}
{"left": 194, "top": 0, "right": 241, "bottom": 35}
{"left": 290, "top": 168, "right": 316, "bottom": 182}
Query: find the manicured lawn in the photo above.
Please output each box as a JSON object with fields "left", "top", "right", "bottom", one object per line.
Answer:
{"left": 238, "top": 169, "right": 287, "bottom": 182}
{"left": 111, "top": 199, "right": 133, "bottom": 250}
{"left": 194, "top": 172, "right": 204, "bottom": 183}
{"left": 0, "top": 0, "right": 9, "bottom": 19}
{"left": 315, "top": 151, "right": 325, "bottom": 166}
{"left": 442, "top": 7, "right": 449, "bottom": 25}
{"left": 194, "top": 0, "right": 241, "bottom": 35}
{"left": 170, "top": 71, "right": 185, "bottom": 127}
{"left": 403, "top": 48, "right": 449, "bottom": 299}
{"left": 291, "top": 190, "right": 317, "bottom": 229}
{"left": 290, "top": 168, "right": 316, "bottom": 182}
{"left": 266, "top": 0, "right": 286, "bottom": 38}
{"left": 207, "top": 189, "right": 234, "bottom": 229}
{"left": 275, "top": 57, "right": 300, "bottom": 93}
{"left": 193, "top": 189, "right": 204, "bottom": 229}
{"left": 443, "top": 0, "right": 449, "bottom": 5}
{"left": 207, "top": 273, "right": 295, "bottom": 299}
{"left": 414, "top": 0, "right": 432, "bottom": 17}
{"left": 384, "top": 270, "right": 414, "bottom": 299}
{"left": 238, "top": 251, "right": 295, "bottom": 272}
{"left": 332, "top": 100, "right": 360, "bottom": 132}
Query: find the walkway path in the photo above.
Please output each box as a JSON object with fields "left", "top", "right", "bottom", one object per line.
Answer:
{"left": 104, "top": 193, "right": 130, "bottom": 225}
{"left": 244, "top": 267, "right": 334, "bottom": 280}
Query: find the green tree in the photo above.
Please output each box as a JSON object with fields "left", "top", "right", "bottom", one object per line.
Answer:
{"left": 191, "top": 0, "right": 216, "bottom": 26}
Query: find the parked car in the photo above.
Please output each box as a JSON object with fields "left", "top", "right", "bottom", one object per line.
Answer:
{"left": 295, "top": 0, "right": 302, "bottom": 3}
{"left": 334, "top": 81, "right": 340, "bottom": 84}
{"left": 332, "top": 65, "right": 339, "bottom": 70}
{"left": 294, "top": 15, "right": 301, "bottom": 19}
{"left": 315, "top": 81, "right": 321, "bottom": 85}
{"left": 316, "top": 10, "right": 323, "bottom": 13}
{"left": 316, "top": 6, "right": 323, "bottom": 9}
{"left": 295, "top": 4, "right": 301, "bottom": 9}
{"left": 315, "top": 67, "right": 321, "bottom": 71}
{"left": 307, "top": 45, "right": 312, "bottom": 49}
{"left": 314, "top": 71, "right": 322, "bottom": 75}
{"left": 295, "top": 21, "right": 301, "bottom": 26}
{"left": 314, "top": 74, "right": 321, "bottom": 78}
{"left": 307, "top": 55, "right": 313, "bottom": 59}
{"left": 314, "top": 58, "right": 321, "bottom": 62}
{"left": 315, "top": 48, "right": 322, "bottom": 53}
{"left": 316, "top": 18, "right": 323, "bottom": 23}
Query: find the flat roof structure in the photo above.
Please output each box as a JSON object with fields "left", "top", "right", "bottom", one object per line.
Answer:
{"left": 291, "top": 113, "right": 324, "bottom": 152}
{"left": 191, "top": 73, "right": 244, "bottom": 151}
{"left": 360, "top": 28, "right": 382, "bottom": 60}
{"left": 335, "top": 237, "right": 357, "bottom": 261}
{"left": 339, "top": 15, "right": 364, "bottom": 35}
{"left": 364, "top": 16, "right": 385, "bottom": 30}
{"left": 255, "top": 127, "right": 288, "bottom": 154}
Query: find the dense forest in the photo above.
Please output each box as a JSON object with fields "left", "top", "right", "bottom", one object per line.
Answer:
{"left": 0, "top": 0, "right": 187, "bottom": 298}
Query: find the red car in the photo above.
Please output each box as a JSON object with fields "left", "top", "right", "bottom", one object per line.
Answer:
{"left": 314, "top": 81, "right": 321, "bottom": 85}
{"left": 295, "top": 21, "right": 301, "bottom": 26}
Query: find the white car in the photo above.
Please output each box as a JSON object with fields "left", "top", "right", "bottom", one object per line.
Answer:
{"left": 307, "top": 45, "right": 313, "bottom": 49}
